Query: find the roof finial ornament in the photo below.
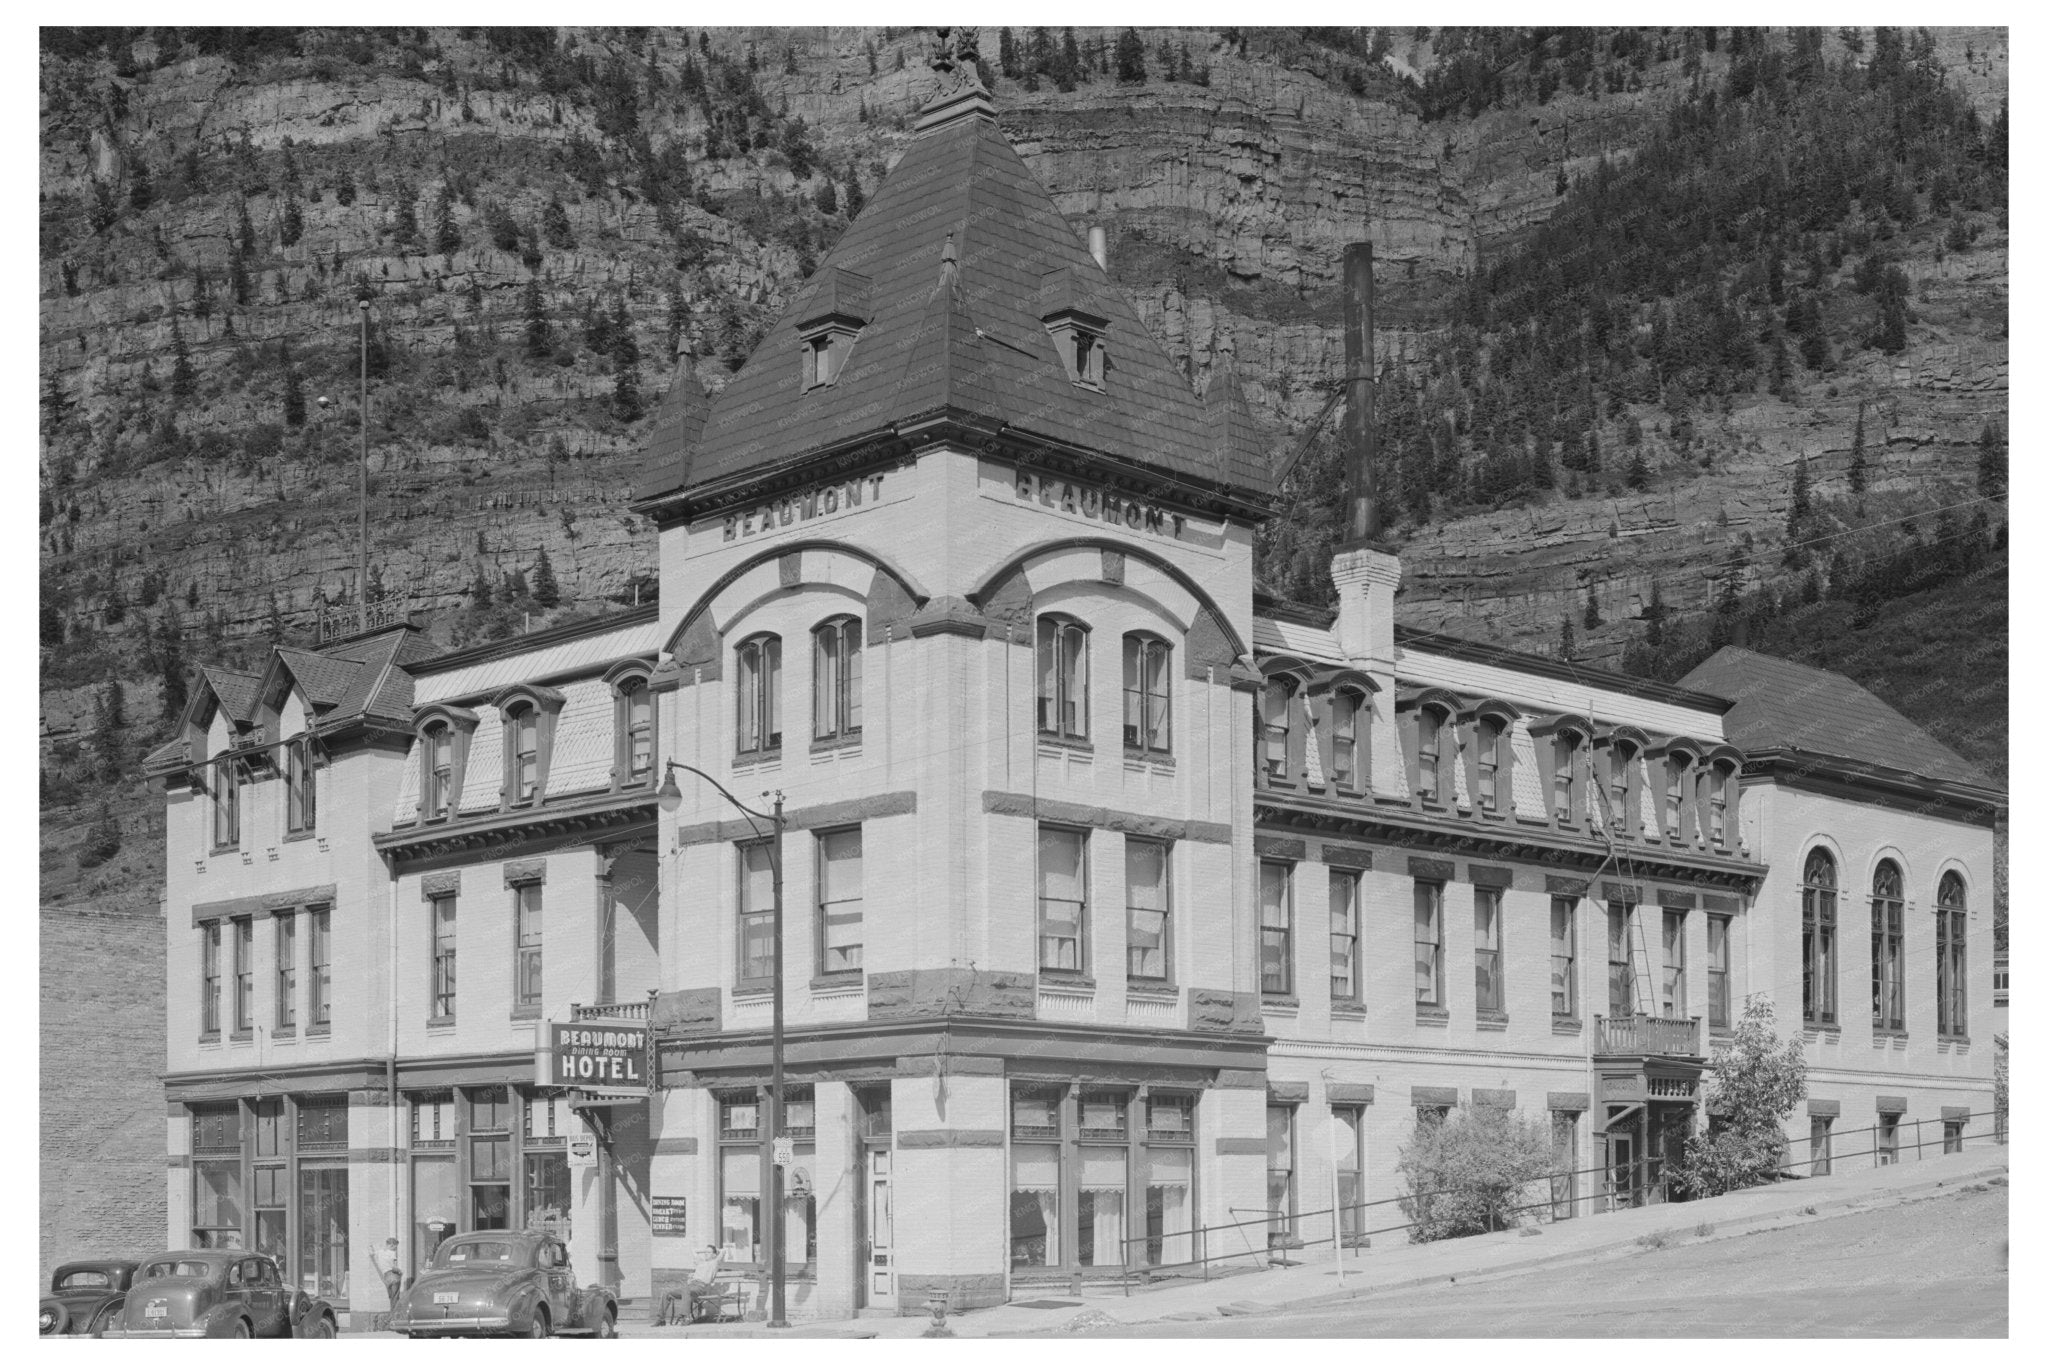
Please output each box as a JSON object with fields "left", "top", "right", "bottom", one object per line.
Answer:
{"left": 939, "top": 232, "right": 959, "bottom": 289}
{"left": 915, "top": 27, "right": 995, "bottom": 131}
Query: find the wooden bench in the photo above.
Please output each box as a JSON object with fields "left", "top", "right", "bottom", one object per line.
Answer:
{"left": 689, "top": 1270, "right": 754, "bottom": 1324}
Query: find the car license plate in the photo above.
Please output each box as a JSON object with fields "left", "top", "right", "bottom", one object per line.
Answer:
{"left": 433, "top": 1292, "right": 459, "bottom": 1304}
{"left": 145, "top": 1303, "right": 168, "bottom": 1318}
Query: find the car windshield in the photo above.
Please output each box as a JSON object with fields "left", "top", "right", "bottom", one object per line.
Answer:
{"left": 438, "top": 1240, "right": 520, "bottom": 1267}
{"left": 57, "top": 1270, "right": 113, "bottom": 1289}
{"left": 141, "top": 1261, "right": 214, "bottom": 1280}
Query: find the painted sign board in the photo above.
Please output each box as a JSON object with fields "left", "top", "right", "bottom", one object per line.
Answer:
{"left": 652, "top": 1197, "right": 688, "bottom": 1239}
{"left": 536, "top": 1021, "right": 648, "bottom": 1094}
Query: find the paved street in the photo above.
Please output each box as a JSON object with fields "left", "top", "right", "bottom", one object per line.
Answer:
{"left": 1061, "top": 1183, "right": 2008, "bottom": 1338}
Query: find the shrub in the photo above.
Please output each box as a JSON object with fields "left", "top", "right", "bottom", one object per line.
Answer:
{"left": 1396, "top": 1104, "right": 1556, "bottom": 1242}
{"left": 1668, "top": 996, "right": 1806, "bottom": 1200}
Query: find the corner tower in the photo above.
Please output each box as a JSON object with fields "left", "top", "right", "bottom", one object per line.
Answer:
{"left": 631, "top": 33, "right": 1282, "bottom": 1317}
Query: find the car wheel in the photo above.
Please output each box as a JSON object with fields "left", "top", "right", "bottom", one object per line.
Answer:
{"left": 527, "top": 1309, "right": 550, "bottom": 1339}
{"left": 233, "top": 1318, "right": 253, "bottom": 1339}
{"left": 594, "top": 1307, "right": 617, "bottom": 1340}
{"left": 38, "top": 1300, "right": 70, "bottom": 1336}
{"left": 306, "top": 1312, "right": 337, "bottom": 1339}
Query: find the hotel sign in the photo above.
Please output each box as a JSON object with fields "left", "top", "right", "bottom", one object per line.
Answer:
{"left": 723, "top": 473, "right": 887, "bottom": 541}
{"left": 537, "top": 1021, "right": 648, "bottom": 1094}
{"left": 1013, "top": 468, "right": 1186, "bottom": 538}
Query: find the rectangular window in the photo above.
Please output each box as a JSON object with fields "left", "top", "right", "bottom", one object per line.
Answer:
{"left": 274, "top": 914, "right": 296, "bottom": 1030}
{"left": 1474, "top": 887, "right": 1504, "bottom": 1014}
{"left": 621, "top": 680, "right": 654, "bottom": 785}
{"left": 297, "top": 1166, "right": 349, "bottom": 1297}
{"left": 1936, "top": 908, "right": 1968, "bottom": 1037}
{"left": 1122, "top": 635, "right": 1171, "bottom": 755}
{"left": 1707, "top": 914, "right": 1732, "bottom": 1029}
{"left": 253, "top": 1157, "right": 287, "bottom": 1265}
{"left": 308, "top": 906, "right": 331, "bottom": 1028}
{"left": 1551, "top": 734, "right": 1576, "bottom": 820}
{"left": 525, "top": 1150, "right": 571, "bottom": 1238}
{"left": 1661, "top": 910, "right": 1687, "bottom": 1018}
{"left": 1259, "top": 861, "right": 1293, "bottom": 995}
{"left": 467, "top": 1087, "right": 512, "bottom": 1231}
{"left": 813, "top": 619, "right": 863, "bottom": 742}
{"left": 1036, "top": 618, "right": 1088, "bottom": 740}
{"left": 1329, "top": 869, "right": 1361, "bottom": 1002}
{"left": 1330, "top": 693, "right": 1359, "bottom": 790}
{"left": 430, "top": 893, "right": 457, "bottom": 1019}
{"left": 513, "top": 883, "right": 543, "bottom": 1011}
{"left": 1550, "top": 897, "right": 1578, "bottom": 1016}
{"left": 1877, "top": 1113, "right": 1900, "bottom": 1165}
{"left": 1076, "top": 1134, "right": 1127, "bottom": 1267}
{"left": 201, "top": 922, "right": 222, "bottom": 1035}
{"left": 1607, "top": 904, "right": 1635, "bottom": 1018}
{"left": 1125, "top": 837, "right": 1171, "bottom": 981}
{"left": 1010, "top": 1087, "right": 1061, "bottom": 1268}
{"left": 426, "top": 725, "right": 454, "bottom": 819}
{"left": 1708, "top": 768, "right": 1728, "bottom": 841}
{"left": 737, "top": 841, "right": 776, "bottom": 987}
{"left": 817, "top": 828, "right": 864, "bottom": 974}
{"left": 1260, "top": 684, "right": 1291, "bottom": 780}
{"left": 735, "top": 637, "right": 783, "bottom": 756}
{"left": 232, "top": 917, "right": 254, "bottom": 1033}
{"left": 1943, "top": 1119, "right": 1964, "bottom": 1154}
{"left": 1037, "top": 825, "right": 1087, "bottom": 974}
{"left": 1872, "top": 895, "right": 1905, "bottom": 1031}
{"left": 412, "top": 1157, "right": 458, "bottom": 1271}
{"left": 1265, "top": 1105, "right": 1296, "bottom": 1245}
{"left": 510, "top": 708, "right": 540, "bottom": 804}
{"left": 1808, "top": 1115, "right": 1832, "bottom": 1177}
{"left": 719, "top": 1095, "right": 762, "bottom": 1262}
{"left": 212, "top": 756, "right": 241, "bottom": 848}
{"left": 1413, "top": 882, "right": 1443, "bottom": 1006}
{"left": 286, "top": 737, "right": 316, "bottom": 834}
{"left": 1143, "top": 1099, "right": 1195, "bottom": 1267}
{"left": 1415, "top": 710, "right": 1441, "bottom": 797}
{"left": 193, "top": 1160, "right": 244, "bottom": 1249}
{"left": 1476, "top": 720, "right": 1502, "bottom": 809}
{"left": 1550, "top": 1110, "right": 1579, "bottom": 1219}
{"left": 1333, "top": 1105, "right": 1366, "bottom": 1243}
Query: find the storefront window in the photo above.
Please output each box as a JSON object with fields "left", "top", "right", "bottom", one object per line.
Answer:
{"left": 412, "top": 1158, "right": 459, "bottom": 1272}
{"left": 297, "top": 1166, "right": 349, "bottom": 1298}
{"left": 468, "top": 1086, "right": 512, "bottom": 1230}
{"left": 1009, "top": 1087, "right": 1061, "bottom": 1268}
{"left": 718, "top": 1095, "right": 761, "bottom": 1263}
{"left": 525, "top": 1152, "right": 571, "bottom": 1238}
{"left": 193, "top": 1162, "right": 244, "bottom": 1249}
{"left": 1266, "top": 1106, "right": 1296, "bottom": 1245}
{"left": 1077, "top": 1146, "right": 1128, "bottom": 1267}
{"left": 1332, "top": 1105, "right": 1365, "bottom": 1242}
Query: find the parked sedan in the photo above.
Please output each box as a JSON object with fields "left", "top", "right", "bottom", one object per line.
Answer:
{"left": 39, "top": 1260, "right": 140, "bottom": 1336}
{"left": 391, "top": 1230, "right": 617, "bottom": 1338}
{"left": 101, "top": 1251, "right": 338, "bottom": 1339}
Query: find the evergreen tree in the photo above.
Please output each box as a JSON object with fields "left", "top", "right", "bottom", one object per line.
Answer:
{"left": 282, "top": 351, "right": 305, "bottom": 428}
{"left": 280, "top": 196, "right": 303, "bottom": 247}
{"left": 999, "top": 26, "right": 1019, "bottom": 78}
{"left": 156, "top": 607, "right": 188, "bottom": 720}
{"left": 1558, "top": 615, "right": 1576, "bottom": 661}
{"left": 1847, "top": 401, "right": 1868, "bottom": 494}
{"left": 237, "top": 199, "right": 256, "bottom": 257}
{"left": 1115, "top": 27, "right": 1146, "bottom": 83}
{"left": 170, "top": 320, "right": 197, "bottom": 398}
{"left": 91, "top": 679, "right": 128, "bottom": 782}
{"left": 1644, "top": 580, "right": 1667, "bottom": 647}
{"left": 77, "top": 800, "right": 122, "bottom": 870}
{"left": 520, "top": 221, "right": 544, "bottom": 272}
{"left": 1583, "top": 589, "right": 1602, "bottom": 629}
{"left": 613, "top": 350, "right": 642, "bottom": 422}
{"left": 523, "top": 277, "right": 552, "bottom": 358}
{"left": 532, "top": 546, "right": 561, "bottom": 608}
{"left": 542, "top": 197, "right": 575, "bottom": 249}
{"left": 1625, "top": 449, "right": 1650, "bottom": 490}
{"left": 129, "top": 159, "right": 153, "bottom": 210}
{"left": 845, "top": 174, "right": 865, "bottom": 219}
{"left": 433, "top": 181, "right": 462, "bottom": 255}
{"left": 471, "top": 563, "right": 494, "bottom": 608}
{"left": 1978, "top": 419, "right": 2006, "bottom": 497}
{"left": 814, "top": 177, "right": 837, "bottom": 215}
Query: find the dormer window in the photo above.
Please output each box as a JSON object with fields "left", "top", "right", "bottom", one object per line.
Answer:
{"left": 795, "top": 267, "right": 873, "bottom": 392}
{"left": 212, "top": 754, "right": 244, "bottom": 850}
{"left": 424, "top": 723, "right": 456, "bottom": 819}
{"left": 1040, "top": 266, "right": 1109, "bottom": 391}
{"left": 507, "top": 703, "right": 541, "bottom": 805}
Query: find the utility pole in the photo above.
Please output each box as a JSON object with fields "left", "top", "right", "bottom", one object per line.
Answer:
{"left": 767, "top": 790, "right": 788, "bottom": 1329}
{"left": 358, "top": 298, "right": 370, "bottom": 632}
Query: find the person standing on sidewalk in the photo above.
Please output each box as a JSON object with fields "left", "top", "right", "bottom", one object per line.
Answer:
{"left": 371, "top": 1238, "right": 404, "bottom": 1311}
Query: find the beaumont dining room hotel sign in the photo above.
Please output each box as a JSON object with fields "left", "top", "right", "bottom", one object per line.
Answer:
{"left": 1012, "top": 466, "right": 1187, "bottom": 538}
{"left": 537, "top": 1021, "right": 648, "bottom": 1094}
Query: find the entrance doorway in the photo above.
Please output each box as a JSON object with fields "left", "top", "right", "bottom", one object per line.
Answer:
{"left": 863, "top": 1149, "right": 896, "bottom": 1311}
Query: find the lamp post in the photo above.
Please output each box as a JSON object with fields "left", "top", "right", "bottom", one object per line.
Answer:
{"left": 656, "top": 760, "right": 789, "bottom": 1329}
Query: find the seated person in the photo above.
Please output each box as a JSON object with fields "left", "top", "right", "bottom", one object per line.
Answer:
{"left": 657, "top": 1244, "right": 728, "bottom": 1325}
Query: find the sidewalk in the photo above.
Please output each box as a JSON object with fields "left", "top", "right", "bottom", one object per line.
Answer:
{"left": 620, "top": 1141, "right": 2009, "bottom": 1339}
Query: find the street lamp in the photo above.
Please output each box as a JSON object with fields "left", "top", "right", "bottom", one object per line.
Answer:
{"left": 656, "top": 760, "right": 790, "bottom": 1330}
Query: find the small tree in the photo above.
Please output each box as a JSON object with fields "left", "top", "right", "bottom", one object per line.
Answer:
{"left": 1668, "top": 996, "right": 1806, "bottom": 1200}
{"left": 1397, "top": 1104, "right": 1556, "bottom": 1242}
{"left": 1847, "top": 401, "right": 1868, "bottom": 494}
{"left": 530, "top": 549, "right": 559, "bottom": 608}
{"left": 1115, "top": 27, "right": 1146, "bottom": 83}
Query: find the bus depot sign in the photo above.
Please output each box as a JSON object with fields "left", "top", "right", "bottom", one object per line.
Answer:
{"left": 537, "top": 1021, "right": 648, "bottom": 1094}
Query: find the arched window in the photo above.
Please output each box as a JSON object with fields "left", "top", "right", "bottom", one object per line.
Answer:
{"left": 1415, "top": 707, "right": 1446, "bottom": 799}
{"left": 1707, "top": 765, "right": 1730, "bottom": 842}
{"left": 735, "top": 634, "right": 783, "bottom": 757}
{"left": 1328, "top": 689, "right": 1364, "bottom": 791}
{"left": 1474, "top": 717, "right": 1506, "bottom": 811}
{"left": 1036, "top": 615, "right": 1088, "bottom": 741}
{"left": 505, "top": 701, "right": 541, "bottom": 805}
{"left": 1936, "top": 872, "right": 1968, "bottom": 1038}
{"left": 1550, "top": 731, "right": 1581, "bottom": 822}
{"left": 1871, "top": 860, "right": 1905, "bottom": 1031}
{"left": 1664, "top": 752, "right": 1692, "bottom": 834}
{"left": 1607, "top": 741, "right": 1637, "bottom": 836}
{"left": 423, "top": 721, "right": 456, "bottom": 820}
{"left": 1122, "top": 634, "right": 1171, "bottom": 756}
{"left": 1801, "top": 849, "right": 1838, "bottom": 1026}
{"left": 1259, "top": 681, "right": 1293, "bottom": 780}
{"left": 813, "top": 616, "right": 863, "bottom": 743}
{"left": 614, "top": 673, "right": 654, "bottom": 788}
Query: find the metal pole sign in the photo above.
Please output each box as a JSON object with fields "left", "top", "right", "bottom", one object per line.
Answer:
{"left": 537, "top": 1021, "right": 649, "bottom": 1093}
{"left": 771, "top": 1136, "right": 795, "bottom": 1168}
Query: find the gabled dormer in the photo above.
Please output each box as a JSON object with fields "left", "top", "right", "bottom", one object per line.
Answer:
{"left": 795, "top": 267, "right": 874, "bottom": 390}
{"left": 1038, "top": 266, "right": 1109, "bottom": 390}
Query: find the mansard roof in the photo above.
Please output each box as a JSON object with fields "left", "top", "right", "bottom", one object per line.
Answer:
{"left": 634, "top": 83, "right": 1275, "bottom": 516}
{"left": 1681, "top": 646, "right": 1996, "bottom": 792}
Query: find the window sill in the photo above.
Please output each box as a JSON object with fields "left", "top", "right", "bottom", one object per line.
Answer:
{"left": 198, "top": 1031, "right": 221, "bottom": 1045}
{"left": 273, "top": 1027, "right": 296, "bottom": 1039}
{"left": 283, "top": 829, "right": 317, "bottom": 844}
{"left": 1803, "top": 1022, "right": 1842, "bottom": 1036}
{"left": 426, "top": 1016, "right": 457, "bottom": 1030}
{"left": 1477, "top": 1012, "right": 1510, "bottom": 1031}
{"left": 229, "top": 1030, "right": 255, "bottom": 1043}
{"left": 306, "top": 1024, "right": 332, "bottom": 1037}
{"left": 1939, "top": 1033, "right": 1971, "bottom": 1047}
{"left": 1261, "top": 994, "right": 1300, "bottom": 1011}
{"left": 1037, "top": 734, "right": 1094, "bottom": 755}
{"left": 1125, "top": 980, "right": 1178, "bottom": 998}
{"left": 1330, "top": 1002, "right": 1368, "bottom": 1019}
{"left": 810, "top": 973, "right": 865, "bottom": 993}
{"left": 1552, "top": 1015, "right": 1583, "bottom": 1034}
{"left": 732, "top": 750, "right": 783, "bottom": 770}
{"left": 1414, "top": 1004, "right": 1449, "bottom": 1026}
{"left": 1123, "top": 748, "right": 1175, "bottom": 769}
{"left": 1872, "top": 1028, "right": 1909, "bottom": 1043}
{"left": 1038, "top": 973, "right": 1096, "bottom": 992}
{"left": 810, "top": 733, "right": 862, "bottom": 756}
{"left": 511, "top": 1006, "right": 542, "bottom": 1021}
{"left": 210, "top": 845, "right": 240, "bottom": 857}
{"left": 733, "top": 984, "right": 776, "bottom": 999}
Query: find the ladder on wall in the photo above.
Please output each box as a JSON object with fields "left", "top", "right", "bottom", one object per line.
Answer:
{"left": 1628, "top": 906, "right": 1658, "bottom": 1018}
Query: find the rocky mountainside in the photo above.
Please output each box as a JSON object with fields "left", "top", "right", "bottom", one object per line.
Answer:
{"left": 38, "top": 26, "right": 2007, "bottom": 914}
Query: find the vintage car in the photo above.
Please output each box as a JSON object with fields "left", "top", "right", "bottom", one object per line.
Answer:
{"left": 391, "top": 1230, "right": 617, "bottom": 1338}
{"left": 39, "top": 1260, "right": 140, "bottom": 1336}
{"left": 100, "top": 1251, "right": 338, "bottom": 1339}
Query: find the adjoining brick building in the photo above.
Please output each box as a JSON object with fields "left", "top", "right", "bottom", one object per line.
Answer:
{"left": 139, "top": 53, "right": 2001, "bottom": 1325}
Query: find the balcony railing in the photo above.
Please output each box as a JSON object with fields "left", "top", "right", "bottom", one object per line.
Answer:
{"left": 1595, "top": 1012, "right": 1702, "bottom": 1056}
{"left": 571, "top": 1000, "right": 651, "bottom": 1022}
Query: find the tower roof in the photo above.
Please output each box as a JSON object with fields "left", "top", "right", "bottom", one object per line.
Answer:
{"left": 635, "top": 67, "right": 1274, "bottom": 517}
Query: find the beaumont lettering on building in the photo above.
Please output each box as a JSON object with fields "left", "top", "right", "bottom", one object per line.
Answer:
{"left": 723, "top": 474, "right": 885, "bottom": 541}
{"left": 1013, "top": 467, "right": 1186, "bottom": 537}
